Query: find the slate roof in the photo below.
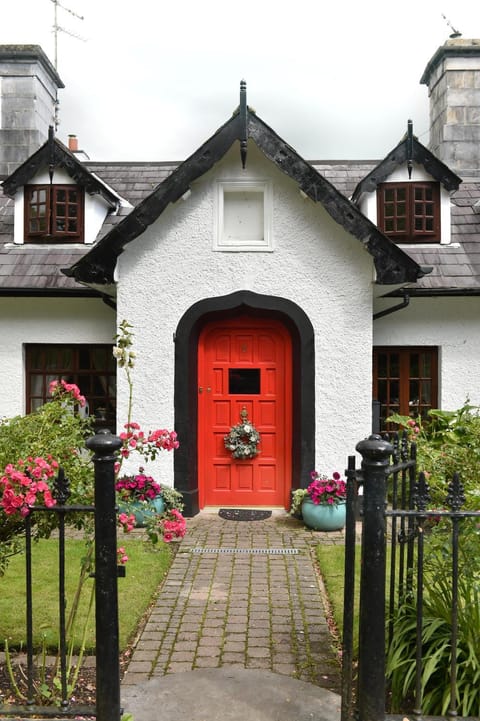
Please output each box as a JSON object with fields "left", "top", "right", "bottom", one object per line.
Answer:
{"left": 400, "top": 180, "right": 480, "bottom": 294}
{"left": 1, "top": 124, "right": 480, "bottom": 296}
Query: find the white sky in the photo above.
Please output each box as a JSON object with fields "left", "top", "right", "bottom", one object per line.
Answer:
{"left": 2, "top": 0, "right": 480, "bottom": 162}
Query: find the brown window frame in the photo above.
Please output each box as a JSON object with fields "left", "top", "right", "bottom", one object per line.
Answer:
{"left": 24, "top": 184, "right": 84, "bottom": 243}
{"left": 377, "top": 181, "right": 440, "bottom": 243}
{"left": 373, "top": 347, "right": 438, "bottom": 432}
{"left": 26, "top": 344, "right": 116, "bottom": 429}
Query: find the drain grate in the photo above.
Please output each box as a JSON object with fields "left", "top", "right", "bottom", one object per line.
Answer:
{"left": 186, "top": 547, "right": 299, "bottom": 555}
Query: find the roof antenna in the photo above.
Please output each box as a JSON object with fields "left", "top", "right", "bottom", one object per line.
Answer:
{"left": 51, "top": 0, "right": 86, "bottom": 70}
{"left": 239, "top": 80, "right": 248, "bottom": 169}
{"left": 441, "top": 13, "right": 462, "bottom": 38}
{"left": 407, "top": 119, "right": 413, "bottom": 179}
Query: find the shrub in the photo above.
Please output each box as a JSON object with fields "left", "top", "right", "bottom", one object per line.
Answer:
{"left": 387, "top": 521, "right": 480, "bottom": 716}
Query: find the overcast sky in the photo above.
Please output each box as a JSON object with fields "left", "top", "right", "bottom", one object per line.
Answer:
{"left": 2, "top": 0, "right": 480, "bottom": 162}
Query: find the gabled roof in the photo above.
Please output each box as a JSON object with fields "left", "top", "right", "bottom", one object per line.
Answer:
{"left": 350, "top": 128, "right": 462, "bottom": 204}
{"left": 64, "top": 95, "right": 426, "bottom": 289}
{"left": 2, "top": 131, "right": 120, "bottom": 208}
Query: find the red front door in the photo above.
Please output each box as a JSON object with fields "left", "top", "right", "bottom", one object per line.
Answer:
{"left": 198, "top": 316, "right": 292, "bottom": 508}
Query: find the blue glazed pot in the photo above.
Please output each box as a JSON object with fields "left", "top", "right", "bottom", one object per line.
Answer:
{"left": 301, "top": 498, "right": 346, "bottom": 531}
{"left": 118, "top": 495, "right": 165, "bottom": 528}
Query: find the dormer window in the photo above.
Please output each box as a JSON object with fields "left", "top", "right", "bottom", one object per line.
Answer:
{"left": 25, "top": 185, "right": 84, "bottom": 243}
{"left": 377, "top": 182, "right": 440, "bottom": 243}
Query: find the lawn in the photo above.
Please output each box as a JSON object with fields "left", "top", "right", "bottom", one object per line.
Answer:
{"left": 0, "top": 537, "right": 173, "bottom": 653}
{"left": 316, "top": 543, "right": 359, "bottom": 643}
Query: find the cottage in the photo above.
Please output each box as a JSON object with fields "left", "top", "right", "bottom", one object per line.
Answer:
{"left": 1, "top": 40, "right": 480, "bottom": 515}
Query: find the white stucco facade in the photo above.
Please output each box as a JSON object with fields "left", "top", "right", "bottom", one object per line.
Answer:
{"left": 0, "top": 297, "right": 115, "bottom": 418}
{"left": 115, "top": 144, "right": 376, "bottom": 487}
{"left": 373, "top": 296, "right": 480, "bottom": 409}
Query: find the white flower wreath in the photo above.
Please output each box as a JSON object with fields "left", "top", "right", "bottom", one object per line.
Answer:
{"left": 224, "top": 418, "right": 261, "bottom": 459}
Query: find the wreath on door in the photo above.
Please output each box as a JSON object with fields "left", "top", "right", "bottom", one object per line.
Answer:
{"left": 224, "top": 407, "right": 261, "bottom": 460}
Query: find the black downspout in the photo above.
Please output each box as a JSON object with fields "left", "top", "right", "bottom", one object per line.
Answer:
{"left": 373, "top": 290, "right": 410, "bottom": 321}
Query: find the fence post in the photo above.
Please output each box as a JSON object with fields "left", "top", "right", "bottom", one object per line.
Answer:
{"left": 356, "top": 434, "right": 392, "bottom": 721}
{"left": 86, "top": 429, "right": 122, "bottom": 721}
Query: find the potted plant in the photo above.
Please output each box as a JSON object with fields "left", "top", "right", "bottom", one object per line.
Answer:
{"left": 115, "top": 468, "right": 165, "bottom": 527}
{"left": 290, "top": 470, "right": 347, "bottom": 531}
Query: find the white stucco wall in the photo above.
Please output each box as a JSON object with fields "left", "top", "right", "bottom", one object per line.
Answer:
{"left": 0, "top": 297, "right": 115, "bottom": 418}
{"left": 115, "top": 143, "right": 376, "bottom": 487}
{"left": 373, "top": 296, "right": 480, "bottom": 409}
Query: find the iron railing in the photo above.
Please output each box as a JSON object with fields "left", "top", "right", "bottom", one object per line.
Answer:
{"left": 0, "top": 429, "right": 122, "bottom": 721}
{"left": 341, "top": 432, "right": 480, "bottom": 721}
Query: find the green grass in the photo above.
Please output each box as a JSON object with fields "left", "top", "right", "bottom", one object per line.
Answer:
{"left": 316, "top": 544, "right": 360, "bottom": 647}
{"left": 0, "top": 538, "right": 172, "bottom": 653}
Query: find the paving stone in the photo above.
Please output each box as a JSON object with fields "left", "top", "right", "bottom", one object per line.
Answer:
{"left": 123, "top": 512, "right": 342, "bottom": 697}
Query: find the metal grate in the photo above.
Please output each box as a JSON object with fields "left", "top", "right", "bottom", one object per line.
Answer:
{"left": 186, "top": 547, "right": 299, "bottom": 555}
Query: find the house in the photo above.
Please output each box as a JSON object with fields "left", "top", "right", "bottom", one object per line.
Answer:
{"left": 1, "top": 40, "right": 480, "bottom": 516}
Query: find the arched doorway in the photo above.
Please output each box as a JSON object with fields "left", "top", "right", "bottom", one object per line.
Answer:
{"left": 174, "top": 291, "right": 315, "bottom": 516}
{"left": 198, "top": 315, "right": 292, "bottom": 508}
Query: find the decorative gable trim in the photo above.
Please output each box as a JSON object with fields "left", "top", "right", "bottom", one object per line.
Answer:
{"left": 2, "top": 135, "right": 119, "bottom": 208}
{"left": 351, "top": 133, "right": 462, "bottom": 204}
{"left": 64, "top": 93, "right": 427, "bottom": 287}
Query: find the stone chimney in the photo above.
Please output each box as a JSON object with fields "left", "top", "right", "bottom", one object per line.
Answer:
{"left": 0, "top": 45, "right": 64, "bottom": 178}
{"left": 421, "top": 39, "right": 480, "bottom": 178}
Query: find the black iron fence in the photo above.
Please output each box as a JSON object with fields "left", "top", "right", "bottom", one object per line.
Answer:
{"left": 0, "top": 429, "right": 122, "bottom": 721}
{"left": 342, "top": 433, "right": 480, "bottom": 721}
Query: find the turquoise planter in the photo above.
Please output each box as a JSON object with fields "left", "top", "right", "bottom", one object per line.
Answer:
{"left": 301, "top": 498, "right": 346, "bottom": 531}
{"left": 118, "top": 495, "right": 165, "bottom": 528}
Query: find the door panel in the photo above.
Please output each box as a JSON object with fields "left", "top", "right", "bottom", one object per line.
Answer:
{"left": 198, "top": 316, "right": 292, "bottom": 508}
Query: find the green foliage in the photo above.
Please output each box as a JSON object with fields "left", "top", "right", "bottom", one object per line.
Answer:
{"left": 387, "top": 522, "right": 480, "bottom": 717}
{"left": 389, "top": 402, "right": 480, "bottom": 509}
{"left": 160, "top": 484, "right": 184, "bottom": 513}
{"left": 0, "top": 392, "right": 94, "bottom": 573}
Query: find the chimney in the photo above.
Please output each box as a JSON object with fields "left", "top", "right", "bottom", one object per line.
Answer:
{"left": 68, "top": 134, "right": 79, "bottom": 152}
{"left": 421, "top": 38, "right": 480, "bottom": 178}
{"left": 0, "top": 45, "right": 64, "bottom": 177}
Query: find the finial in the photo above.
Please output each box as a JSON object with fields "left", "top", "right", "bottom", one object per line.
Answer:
{"left": 240, "top": 79, "right": 248, "bottom": 169}
{"left": 407, "top": 119, "right": 413, "bottom": 179}
{"left": 48, "top": 125, "right": 56, "bottom": 184}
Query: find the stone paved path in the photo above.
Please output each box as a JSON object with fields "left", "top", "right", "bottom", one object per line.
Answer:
{"left": 122, "top": 511, "right": 344, "bottom": 693}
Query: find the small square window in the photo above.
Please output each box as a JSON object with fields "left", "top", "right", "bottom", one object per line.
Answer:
{"left": 377, "top": 182, "right": 440, "bottom": 243}
{"left": 214, "top": 180, "right": 273, "bottom": 251}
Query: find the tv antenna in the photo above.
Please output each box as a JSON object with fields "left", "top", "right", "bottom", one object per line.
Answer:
{"left": 51, "top": 0, "right": 85, "bottom": 70}
{"left": 441, "top": 13, "right": 461, "bottom": 39}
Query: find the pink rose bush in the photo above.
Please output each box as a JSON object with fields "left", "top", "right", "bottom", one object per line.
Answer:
{"left": 49, "top": 379, "right": 86, "bottom": 407}
{"left": 154, "top": 508, "right": 186, "bottom": 543}
{"left": 1, "top": 456, "right": 57, "bottom": 517}
{"left": 117, "top": 422, "right": 179, "bottom": 466}
{"left": 307, "top": 471, "right": 347, "bottom": 506}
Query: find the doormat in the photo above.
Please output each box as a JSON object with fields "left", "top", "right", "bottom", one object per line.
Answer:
{"left": 218, "top": 509, "right": 272, "bottom": 521}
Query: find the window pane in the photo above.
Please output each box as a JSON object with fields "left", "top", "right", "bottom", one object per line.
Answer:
{"left": 410, "top": 353, "right": 419, "bottom": 377}
{"left": 421, "top": 380, "right": 431, "bottom": 405}
{"left": 57, "top": 189, "right": 66, "bottom": 202}
{"left": 229, "top": 368, "right": 260, "bottom": 394}
{"left": 378, "top": 379, "right": 387, "bottom": 402}
{"left": 377, "top": 353, "right": 387, "bottom": 378}
{"left": 420, "top": 354, "right": 431, "bottom": 375}
{"left": 389, "top": 353, "right": 399, "bottom": 376}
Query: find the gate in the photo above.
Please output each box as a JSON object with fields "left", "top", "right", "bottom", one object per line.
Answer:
{"left": 0, "top": 429, "right": 122, "bottom": 721}
{"left": 342, "top": 433, "right": 480, "bottom": 721}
